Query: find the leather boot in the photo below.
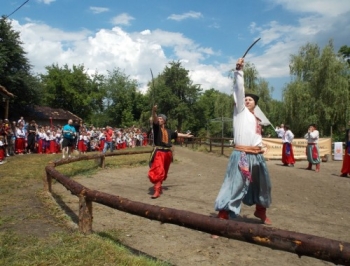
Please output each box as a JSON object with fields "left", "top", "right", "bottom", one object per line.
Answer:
{"left": 217, "top": 210, "right": 229, "bottom": 220}
{"left": 254, "top": 204, "right": 272, "bottom": 225}
{"left": 306, "top": 163, "right": 312, "bottom": 170}
{"left": 151, "top": 182, "right": 161, "bottom": 199}
{"left": 315, "top": 163, "right": 320, "bottom": 172}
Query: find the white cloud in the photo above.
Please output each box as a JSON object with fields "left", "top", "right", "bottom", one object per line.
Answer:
{"left": 36, "top": 0, "right": 56, "bottom": 4}
{"left": 90, "top": 6, "right": 109, "bottom": 14}
{"left": 111, "top": 13, "right": 135, "bottom": 26}
{"left": 249, "top": 0, "right": 350, "bottom": 80}
{"left": 167, "top": 11, "right": 203, "bottom": 21}
{"left": 11, "top": 18, "right": 228, "bottom": 94}
{"left": 269, "top": 0, "right": 350, "bottom": 16}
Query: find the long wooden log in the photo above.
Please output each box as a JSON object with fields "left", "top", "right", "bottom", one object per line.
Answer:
{"left": 52, "top": 149, "right": 152, "bottom": 167}
{"left": 45, "top": 165, "right": 350, "bottom": 265}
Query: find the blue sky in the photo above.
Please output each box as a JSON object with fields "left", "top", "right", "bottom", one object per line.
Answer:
{"left": 2, "top": 0, "right": 350, "bottom": 100}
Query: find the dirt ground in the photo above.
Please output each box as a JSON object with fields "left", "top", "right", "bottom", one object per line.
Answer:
{"left": 52, "top": 147, "right": 350, "bottom": 266}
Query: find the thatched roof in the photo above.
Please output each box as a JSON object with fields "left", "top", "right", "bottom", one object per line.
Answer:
{"left": 27, "top": 105, "right": 82, "bottom": 121}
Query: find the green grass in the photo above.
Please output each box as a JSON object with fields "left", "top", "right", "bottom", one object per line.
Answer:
{"left": 0, "top": 230, "right": 169, "bottom": 266}
{"left": 0, "top": 147, "right": 170, "bottom": 266}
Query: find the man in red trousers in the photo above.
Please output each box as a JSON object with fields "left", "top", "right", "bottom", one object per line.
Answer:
{"left": 148, "top": 105, "right": 193, "bottom": 199}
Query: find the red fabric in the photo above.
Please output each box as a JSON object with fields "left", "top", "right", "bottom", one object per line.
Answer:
{"left": 143, "top": 133, "right": 148, "bottom": 146}
{"left": 50, "top": 140, "right": 56, "bottom": 153}
{"left": 281, "top": 143, "right": 295, "bottom": 165}
{"left": 46, "top": 141, "right": 51, "bottom": 154}
{"left": 15, "top": 138, "right": 25, "bottom": 154}
{"left": 148, "top": 150, "right": 172, "bottom": 184}
{"left": 78, "top": 140, "right": 87, "bottom": 152}
{"left": 0, "top": 148, "right": 4, "bottom": 160}
{"left": 105, "top": 129, "right": 113, "bottom": 142}
{"left": 38, "top": 139, "right": 43, "bottom": 153}
{"left": 312, "top": 145, "right": 318, "bottom": 159}
{"left": 341, "top": 153, "right": 350, "bottom": 174}
{"left": 99, "top": 140, "right": 105, "bottom": 150}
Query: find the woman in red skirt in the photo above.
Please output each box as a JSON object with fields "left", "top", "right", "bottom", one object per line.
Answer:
{"left": 340, "top": 129, "right": 350, "bottom": 177}
{"left": 281, "top": 125, "right": 295, "bottom": 167}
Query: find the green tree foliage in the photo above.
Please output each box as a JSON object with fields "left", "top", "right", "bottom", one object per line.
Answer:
{"left": 0, "top": 17, "right": 40, "bottom": 118}
{"left": 148, "top": 61, "right": 202, "bottom": 132}
{"left": 103, "top": 68, "right": 147, "bottom": 127}
{"left": 40, "top": 64, "right": 105, "bottom": 121}
{"left": 283, "top": 41, "right": 350, "bottom": 137}
{"left": 339, "top": 45, "right": 350, "bottom": 65}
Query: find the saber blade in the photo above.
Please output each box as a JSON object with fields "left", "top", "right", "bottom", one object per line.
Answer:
{"left": 242, "top": 37, "right": 261, "bottom": 58}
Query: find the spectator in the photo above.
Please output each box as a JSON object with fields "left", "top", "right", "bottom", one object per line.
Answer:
{"left": 62, "top": 119, "right": 76, "bottom": 159}
{"left": 27, "top": 120, "right": 37, "bottom": 154}
{"left": 102, "top": 126, "right": 114, "bottom": 154}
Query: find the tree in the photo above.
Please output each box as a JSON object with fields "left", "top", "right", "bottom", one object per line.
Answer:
{"left": 148, "top": 61, "right": 202, "bottom": 132}
{"left": 40, "top": 64, "right": 105, "bottom": 121}
{"left": 0, "top": 16, "right": 40, "bottom": 118}
{"left": 103, "top": 68, "right": 147, "bottom": 127}
{"left": 339, "top": 45, "right": 350, "bottom": 65}
{"left": 284, "top": 40, "right": 350, "bottom": 137}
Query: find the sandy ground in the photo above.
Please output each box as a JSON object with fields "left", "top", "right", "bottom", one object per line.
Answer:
{"left": 52, "top": 147, "right": 350, "bottom": 266}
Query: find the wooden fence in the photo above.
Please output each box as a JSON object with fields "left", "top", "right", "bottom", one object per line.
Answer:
{"left": 43, "top": 148, "right": 350, "bottom": 264}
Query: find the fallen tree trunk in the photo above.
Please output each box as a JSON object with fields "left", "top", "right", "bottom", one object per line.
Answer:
{"left": 45, "top": 165, "right": 350, "bottom": 265}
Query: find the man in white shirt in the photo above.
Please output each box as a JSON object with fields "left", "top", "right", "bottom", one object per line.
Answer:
{"left": 214, "top": 58, "right": 272, "bottom": 229}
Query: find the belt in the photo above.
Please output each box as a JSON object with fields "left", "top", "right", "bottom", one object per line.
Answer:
{"left": 155, "top": 146, "right": 172, "bottom": 150}
{"left": 308, "top": 143, "right": 316, "bottom": 145}
{"left": 235, "top": 145, "right": 263, "bottom": 154}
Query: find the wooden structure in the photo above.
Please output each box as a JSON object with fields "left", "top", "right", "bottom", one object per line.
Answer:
{"left": 25, "top": 105, "right": 82, "bottom": 127}
{"left": 0, "top": 85, "right": 15, "bottom": 119}
{"left": 43, "top": 148, "right": 350, "bottom": 265}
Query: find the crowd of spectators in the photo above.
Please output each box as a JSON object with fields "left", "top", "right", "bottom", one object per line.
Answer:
{"left": 0, "top": 117, "right": 151, "bottom": 164}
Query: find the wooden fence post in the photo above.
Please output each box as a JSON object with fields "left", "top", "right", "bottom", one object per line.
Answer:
{"left": 79, "top": 195, "right": 93, "bottom": 234}
{"left": 43, "top": 162, "right": 54, "bottom": 192}
{"left": 221, "top": 138, "right": 224, "bottom": 155}
{"left": 209, "top": 138, "right": 212, "bottom": 152}
{"left": 99, "top": 155, "right": 105, "bottom": 168}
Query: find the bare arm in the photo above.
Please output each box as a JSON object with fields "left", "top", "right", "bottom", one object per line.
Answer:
{"left": 152, "top": 105, "right": 159, "bottom": 125}
{"left": 177, "top": 132, "right": 193, "bottom": 138}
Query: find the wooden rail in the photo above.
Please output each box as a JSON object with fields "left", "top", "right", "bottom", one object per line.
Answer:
{"left": 43, "top": 148, "right": 350, "bottom": 265}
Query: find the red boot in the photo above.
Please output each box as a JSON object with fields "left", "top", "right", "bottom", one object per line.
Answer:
{"left": 211, "top": 210, "right": 229, "bottom": 239}
{"left": 306, "top": 163, "right": 312, "bottom": 170}
{"left": 151, "top": 182, "right": 161, "bottom": 199}
{"left": 217, "top": 210, "right": 229, "bottom": 220}
{"left": 254, "top": 204, "right": 272, "bottom": 225}
{"left": 315, "top": 163, "right": 320, "bottom": 172}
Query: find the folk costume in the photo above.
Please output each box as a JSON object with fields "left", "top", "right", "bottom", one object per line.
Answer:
{"left": 214, "top": 68, "right": 272, "bottom": 224}
{"left": 340, "top": 129, "right": 350, "bottom": 177}
{"left": 304, "top": 126, "right": 321, "bottom": 172}
{"left": 281, "top": 128, "right": 295, "bottom": 166}
{"left": 15, "top": 126, "right": 26, "bottom": 154}
{"left": 148, "top": 115, "right": 178, "bottom": 199}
